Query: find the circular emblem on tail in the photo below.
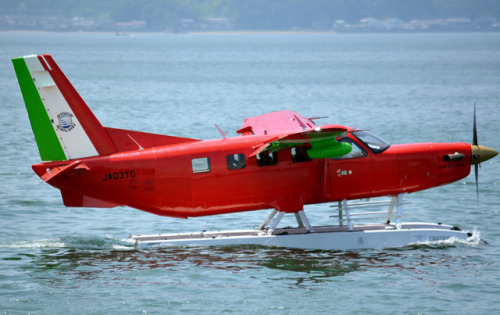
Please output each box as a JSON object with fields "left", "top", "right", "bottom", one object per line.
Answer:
{"left": 56, "top": 112, "right": 75, "bottom": 132}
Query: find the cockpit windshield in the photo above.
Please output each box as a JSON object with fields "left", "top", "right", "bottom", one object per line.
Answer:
{"left": 352, "top": 130, "right": 390, "bottom": 154}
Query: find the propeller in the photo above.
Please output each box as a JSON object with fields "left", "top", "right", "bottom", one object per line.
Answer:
{"left": 470, "top": 104, "right": 499, "bottom": 200}
{"left": 473, "top": 103, "right": 479, "bottom": 199}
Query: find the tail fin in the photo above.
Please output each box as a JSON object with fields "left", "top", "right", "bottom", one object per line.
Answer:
{"left": 12, "top": 54, "right": 117, "bottom": 161}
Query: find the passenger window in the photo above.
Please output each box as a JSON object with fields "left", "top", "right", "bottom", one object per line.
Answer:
{"left": 331, "top": 138, "right": 367, "bottom": 160}
{"left": 291, "top": 146, "right": 312, "bottom": 163}
{"left": 257, "top": 152, "right": 278, "bottom": 166}
{"left": 192, "top": 157, "right": 211, "bottom": 173}
{"left": 227, "top": 153, "right": 246, "bottom": 170}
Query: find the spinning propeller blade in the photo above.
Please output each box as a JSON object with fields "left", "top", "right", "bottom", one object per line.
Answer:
{"left": 474, "top": 161, "right": 479, "bottom": 200}
{"left": 470, "top": 104, "right": 498, "bottom": 200}
{"left": 473, "top": 103, "right": 478, "bottom": 146}
{"left": 474, "top": 104, "right": 479, "bottom": 199}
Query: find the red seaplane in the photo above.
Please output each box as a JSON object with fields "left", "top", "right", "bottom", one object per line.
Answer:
{"left": 12, "top": 54, "right": 498, "bottom": 250}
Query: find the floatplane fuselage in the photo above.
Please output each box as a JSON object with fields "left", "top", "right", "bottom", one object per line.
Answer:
{"left": 13, "top": 54, "right": 498, "bottom": 250}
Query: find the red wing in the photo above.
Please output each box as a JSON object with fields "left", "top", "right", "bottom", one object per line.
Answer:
{"left": 237, "top": 111, "right": 317, "bottom": 136}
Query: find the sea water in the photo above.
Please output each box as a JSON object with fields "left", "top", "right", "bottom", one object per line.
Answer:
{"left": 1, "top": 32, "right": 499, "bottom": 313}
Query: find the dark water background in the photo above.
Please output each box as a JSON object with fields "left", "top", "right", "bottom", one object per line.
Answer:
{"left": 1, "top": 32, "right": 499, "bottom": 313}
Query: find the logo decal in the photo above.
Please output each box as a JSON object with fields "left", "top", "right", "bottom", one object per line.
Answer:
{"left": 337, "top": 169, "right": 352, "bottom": 177}
{"left": 56, "top": 112, "right": 75, "bottom": 132}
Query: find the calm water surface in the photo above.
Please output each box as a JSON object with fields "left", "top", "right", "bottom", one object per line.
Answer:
{"left": 1, "top": 32, "right": 499, "bottom": 313}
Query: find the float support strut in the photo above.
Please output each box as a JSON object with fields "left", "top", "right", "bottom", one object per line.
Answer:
{"left": 296, "top": 210, "right": 314, "bottom": 232}
{"left": 268, "top": 211, "right": 285, "bottom": 234}
{"left": 342, "top": 199, "right": 354, "bottom": 231}
{"left": 259, "top": 209, "right": 278, "bottom": 230}
{"left": 396, "top": 193, "right": 406, "bottom": 229}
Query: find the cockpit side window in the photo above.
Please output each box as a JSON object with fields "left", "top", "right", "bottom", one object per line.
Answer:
{"left": 291, "top": 146, "right": 312, "bottom": 163}
{"left": 331, "top": 138, "right": 367, "bottom": 160}
{"left": 256, "top": 152, "right": 278, "bottom": 166}
{"left": 352, "top": 131, "right": 390, "bottom": 154}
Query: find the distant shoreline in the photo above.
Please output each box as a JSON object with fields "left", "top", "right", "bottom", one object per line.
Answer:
{"left": 1, "top": 29, "right": 498, "bottom": 35}
{"left": 1, "top": 30, "right": 336, "bottom": 34}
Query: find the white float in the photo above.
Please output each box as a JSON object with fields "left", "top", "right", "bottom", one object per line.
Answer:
{"left": 131, "top": 194, "right": 471, "bottom": 250}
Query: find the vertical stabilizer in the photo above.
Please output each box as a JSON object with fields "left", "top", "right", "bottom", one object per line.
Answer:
{"left": 12, "top": 54, "right": 116, "bottom": 161}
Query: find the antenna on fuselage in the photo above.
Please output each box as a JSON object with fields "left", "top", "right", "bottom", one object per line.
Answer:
{"left": 214, "top": 124, "right": 228, "bottom": 139}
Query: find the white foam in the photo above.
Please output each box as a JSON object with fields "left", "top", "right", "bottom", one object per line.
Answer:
{"left": 111, "top": 244, "right": 135, "bottom": 250}
{"left": 411, "top": 228, "right": 482, "bottom": 247}
{"left": 1, "top": 239, "right": 65, "bottom": 249}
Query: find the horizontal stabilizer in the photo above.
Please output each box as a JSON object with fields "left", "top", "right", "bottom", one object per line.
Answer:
{"left": 40, "top": 160, "right": 81, "bottom": 183}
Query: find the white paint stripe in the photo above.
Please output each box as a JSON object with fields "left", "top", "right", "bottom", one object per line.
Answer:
{"left": 24, "top": 55, "right": 44, "bottom": 71}
{"left": 24, "top": 55, "right": 98, "bottom": 160}
{"left": 33, "top": 70, "right": 55, "bottom": 88}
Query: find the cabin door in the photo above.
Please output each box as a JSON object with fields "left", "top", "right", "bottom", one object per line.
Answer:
{"left": 324, "top": 138, "right": 373, "bottom": 200}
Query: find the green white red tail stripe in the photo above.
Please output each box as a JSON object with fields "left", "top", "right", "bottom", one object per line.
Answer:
{"left": 12, "top": 55, "right": 117, "bottom": 161}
